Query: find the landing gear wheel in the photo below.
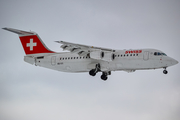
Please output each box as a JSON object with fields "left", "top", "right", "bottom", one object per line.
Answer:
{"left": 163, "top": 70, "right": 168, "bottom": 74}
{"left": 89, "top": 63, "right": 101, "bottom": 77}
{"left": 89, "top": 69, "right": 96, "bottom": 76}
{"left": 101, "top": 74, "right": 108, "bottom": 81}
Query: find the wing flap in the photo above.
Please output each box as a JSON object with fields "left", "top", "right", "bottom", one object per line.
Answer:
{"left": 56, "top": 41, "right": 115, "bottom": 52}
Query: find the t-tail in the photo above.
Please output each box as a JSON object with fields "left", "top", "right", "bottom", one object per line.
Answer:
{"left": 3, "top": 28, "right": 55, "bottom": 65}
{"left": 2, "top": 28, "right": 55, "bottom": 56}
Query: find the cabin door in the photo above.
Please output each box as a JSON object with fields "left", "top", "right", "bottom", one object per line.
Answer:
{"left": 143, "top": 51, "right": 149, "bottom": 61}
{"left": 51, "top": 56, "right": 56, "bottom": 66}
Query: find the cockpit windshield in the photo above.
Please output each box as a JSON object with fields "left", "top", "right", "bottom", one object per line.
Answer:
{"left": 161, "top": 53, "right": 167, "bottom": 56}
{"left": 154, "top": 52, "right": 167, "bottom": 56}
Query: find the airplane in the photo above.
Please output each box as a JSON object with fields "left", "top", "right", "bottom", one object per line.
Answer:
{"left": 3, "top": 28, "right": 178, "bottom": 81}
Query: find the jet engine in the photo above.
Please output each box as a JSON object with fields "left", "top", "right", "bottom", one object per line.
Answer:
{"left": 90, "top": 50, "right": 104, "bottom": 60}
{"left": 102, "top": 51, "right": 115, "bottom": 61}
{"left": 90, "top": 50, "right": 115, "bottom": 61}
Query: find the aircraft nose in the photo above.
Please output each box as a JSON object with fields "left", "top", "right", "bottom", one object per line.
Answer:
{"left": 171, "top": 59, "right": 178, "bottom": 65}
{"left": 175, "top": 60, "right": 178, "bottom": 64}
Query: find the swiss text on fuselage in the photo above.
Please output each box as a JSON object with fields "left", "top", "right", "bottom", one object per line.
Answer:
{"left": 125, "top": 50, "right": 142, "bottom": 54}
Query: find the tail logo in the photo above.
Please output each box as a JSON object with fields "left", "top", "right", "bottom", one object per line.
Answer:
{"left": 26, "top": 39, "right": 37, "bottom": 51}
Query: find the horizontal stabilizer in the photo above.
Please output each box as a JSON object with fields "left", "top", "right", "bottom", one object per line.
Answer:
{"left": 2, "top": 28, "right": 35, "bottom": 36}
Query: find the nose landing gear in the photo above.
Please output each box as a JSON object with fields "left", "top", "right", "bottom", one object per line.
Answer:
{"left": 163, "top": 68, "right": 168, "bottom": 74}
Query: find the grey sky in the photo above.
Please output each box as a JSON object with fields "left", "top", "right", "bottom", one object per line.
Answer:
{"left": 0, "top": 0, "right": 180, "bottom": 120}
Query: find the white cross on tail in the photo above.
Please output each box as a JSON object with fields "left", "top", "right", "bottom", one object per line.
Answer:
{"left": 26, "top": 39, "right": 37, "bottom": 51}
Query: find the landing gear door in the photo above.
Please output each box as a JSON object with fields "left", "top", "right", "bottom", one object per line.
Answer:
{"left": 51, "top": 56, "right": 56, "bottom": 66}
{"left": 143, "top": 51, "right": 149, "bottom": 61}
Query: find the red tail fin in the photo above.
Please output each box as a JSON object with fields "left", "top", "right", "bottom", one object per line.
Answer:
{"left": 19, "top": 34, "right": 54, "bottom": 55}
{"left": 3, "top": 28, "right": 54, "bottom": 55}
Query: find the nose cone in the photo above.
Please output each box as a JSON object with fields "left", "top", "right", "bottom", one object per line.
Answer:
{"left": 171, "top": 59, "right": 178, "bottom": 66}
{"left": 175, "top": 60, "right": 178, "bottom": 64}
{"left": 164, "top": 57, "right": 178, "bottom": 67}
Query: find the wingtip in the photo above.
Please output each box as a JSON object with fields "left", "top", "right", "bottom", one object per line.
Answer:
{"left": 2, "top": 27, "right": 8, "bottom": 30}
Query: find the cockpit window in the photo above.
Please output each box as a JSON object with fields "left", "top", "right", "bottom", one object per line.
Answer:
{"left": 154, "top": 52, "right": 167, "bottom": 56}
{"left": 161, "top": 53, "right": 167, "bottom": 56}
{"left": 158, "top": 52, "right": 161, "bottom": 55}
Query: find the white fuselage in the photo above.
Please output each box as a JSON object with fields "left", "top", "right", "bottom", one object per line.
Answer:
{"left": 3, "top": 28, "right": 178, "bottom": 80}
{"left": 33, "top": 49, "right": 178, "bottom": 73}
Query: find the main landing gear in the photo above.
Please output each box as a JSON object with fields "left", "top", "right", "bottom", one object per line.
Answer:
{"left": 163, "top": 68, "right": 168, "bottom": 74}
{"left": 89, "top": 63, "right": 101, "bottom": 76}
{"left": 89, "top": 63, "right": 111, "bottom": 81}
{"left": 101, "top": 71, "right": 111, "bottom": 81}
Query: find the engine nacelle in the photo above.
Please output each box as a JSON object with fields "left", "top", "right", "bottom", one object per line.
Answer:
{"left": 90, "top": 50, "right": 104, "bottom": 60}
{"left": 90, "top": 50, "right": 115, "bottom": 61}
{"left": 102, "top": 52, "right": 115, "bottom": 61}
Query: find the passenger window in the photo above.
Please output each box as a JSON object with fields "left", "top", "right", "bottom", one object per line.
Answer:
{"left": 130, "top": 54, "right": 132, "bottom": 56}
{"left": 136, "top": 54, "right": 138, "bottom": 56}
